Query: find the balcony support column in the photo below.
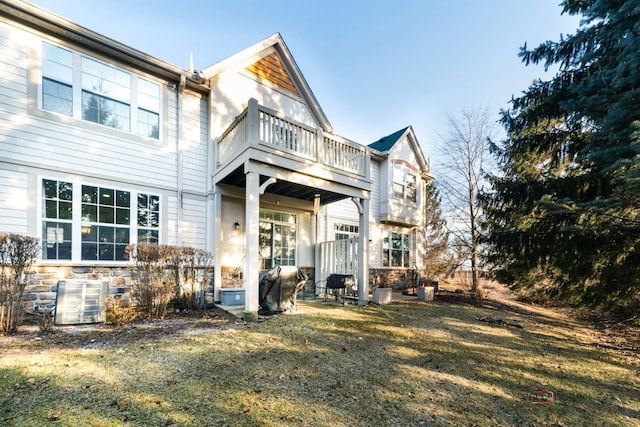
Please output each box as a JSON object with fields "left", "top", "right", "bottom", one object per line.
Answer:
{"left": 243, "top": 170, "right": 260, "bottom": 321}
{"left": 212, "top": 184, "right": 222, "bottom": 302}
{"left": 354, "top": 196, "right": 370, "bottom": 305}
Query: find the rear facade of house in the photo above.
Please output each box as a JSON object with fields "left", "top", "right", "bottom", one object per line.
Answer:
{"left": 0, "top": 0, "right": 434, "bottom": 322}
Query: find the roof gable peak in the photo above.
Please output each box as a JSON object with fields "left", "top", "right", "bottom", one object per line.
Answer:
{"left": 202, "top": 33, "right": 332, "bottom": 132}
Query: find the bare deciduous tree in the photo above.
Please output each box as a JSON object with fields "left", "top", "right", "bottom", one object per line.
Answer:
{"left": 437, "top": 106, "right": 495, "bottom": 297}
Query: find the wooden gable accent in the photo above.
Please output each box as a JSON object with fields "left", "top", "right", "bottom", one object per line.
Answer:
{"left": 246, "top": 52, "right": 301, "bottom": 96}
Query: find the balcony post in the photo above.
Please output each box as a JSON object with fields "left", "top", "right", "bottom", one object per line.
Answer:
{"left": 364, "top": 146, "right": 371, "bottom": 179}
{"left": 357, "top": 197, "right": 370, "bottom": 305}
{"left": 247, "top": 98, "right": 260, "bottom": 146}
{"left": 243, "top": 170, "right": 260, "bottom": 321}
{"left": 316, "top": 127, "right": 324, "bottom": 164}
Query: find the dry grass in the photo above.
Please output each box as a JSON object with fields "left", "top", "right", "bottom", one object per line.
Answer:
{"left": 1, "top": 284, "right": 639, "bottom": 426}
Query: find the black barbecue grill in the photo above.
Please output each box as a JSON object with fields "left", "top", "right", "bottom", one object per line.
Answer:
{"left": 317, "top": 274, "right": 356, "bottom": 303}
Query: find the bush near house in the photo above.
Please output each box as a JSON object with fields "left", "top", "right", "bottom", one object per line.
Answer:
{"left": 0, "top": 233, "right": 40, "bottom": 334}
{"left": 126, "top": 244, "right": 212, "bottom": 320}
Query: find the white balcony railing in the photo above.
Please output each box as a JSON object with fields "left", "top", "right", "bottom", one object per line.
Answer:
{"left": 218, "top": 98, "right": 369, "bottom": 178}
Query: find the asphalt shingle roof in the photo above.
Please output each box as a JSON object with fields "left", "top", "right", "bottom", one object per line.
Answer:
{"left": 368, "top": 126, "right": 410, "bottom": 152}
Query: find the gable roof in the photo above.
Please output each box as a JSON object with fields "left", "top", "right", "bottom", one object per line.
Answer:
{"left": 369, "top": 126, "right": 433, "bottom": 178}
{"left": 368, "top": 126, "right": 411, "bottom": 152}
{"left": 201, "top": 33, "right": 333, "bottom": 133}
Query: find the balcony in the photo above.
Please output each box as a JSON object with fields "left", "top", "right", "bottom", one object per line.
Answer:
{"left": 215, "top": 99, "right": 371, "bottom": 202}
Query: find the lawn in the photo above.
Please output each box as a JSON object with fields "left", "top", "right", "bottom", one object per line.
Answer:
{"left": 1, "top": 285, "right": 638, "bottom": 426}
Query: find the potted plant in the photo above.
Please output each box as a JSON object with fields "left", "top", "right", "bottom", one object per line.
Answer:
{"left": 372, "top": 274, "right": 392, "bottom": 305}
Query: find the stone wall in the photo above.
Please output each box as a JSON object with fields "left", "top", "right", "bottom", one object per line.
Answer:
{"left": 373, "top": 268, "right": 427, "bottom": 290}
{"left": 23, "top": 264, "right": 216, "bottom": 314}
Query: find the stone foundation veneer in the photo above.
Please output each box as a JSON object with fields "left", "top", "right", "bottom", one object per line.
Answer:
{"left": 24, "top": 264, "right": 216, "bottom": 312}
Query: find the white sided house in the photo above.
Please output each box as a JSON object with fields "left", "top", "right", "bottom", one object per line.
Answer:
{"left": 0, "top": 0, "right": 434, "bottom": 322}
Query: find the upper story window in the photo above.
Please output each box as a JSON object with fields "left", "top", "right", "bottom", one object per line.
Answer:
{"left": 393, "top": 167, "right": 417, "bottom": 203}
{"left": 42, "top": 43, "right": 73, "bottom": 116}
{"left": 41, "top": 42, "right": 160, "bottom": 139}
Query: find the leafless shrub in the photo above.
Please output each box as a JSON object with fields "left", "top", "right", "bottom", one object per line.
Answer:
{"left": 177, "top": 246, "right": 212, "bottom": 311}
{"left": 38, "top": 309, "right": 54, "bottom": 334}
{"left": 126, "top": 244, "right": 176, "bottom": 319}
{"left": 105, "top": 296, "right": 139, "bottom": 326}
{"left": 126, "top": 244, "right": 213, "bottom": 319}
{"left": 0, "top": 233, "right": 40, "bottom": 334}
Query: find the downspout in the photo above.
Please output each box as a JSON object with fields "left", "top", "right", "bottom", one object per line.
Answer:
{"left": 176, "top": 74, "right": 186, "bottom": 246}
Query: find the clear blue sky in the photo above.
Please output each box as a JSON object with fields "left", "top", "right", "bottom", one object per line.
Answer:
{"left": 29, "top": 0, "right": 581, "bottom": 161}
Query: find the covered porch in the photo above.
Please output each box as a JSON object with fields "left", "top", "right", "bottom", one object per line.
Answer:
{"left": 211, "top": 99, "right": 373, "bottom": 320}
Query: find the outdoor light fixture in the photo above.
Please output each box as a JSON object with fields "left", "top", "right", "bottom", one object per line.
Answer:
{"left": 233, "top": 222, "right": 241, "bottom": 230}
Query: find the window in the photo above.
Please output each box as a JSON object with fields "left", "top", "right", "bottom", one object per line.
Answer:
{"left": 382, "top": 231, "right": 410, "bottom": 267}
{"left": 137, "top": 78, "right": 160, "bottom": 139}
{"left": 335, "top": 223, "right": 359, "bottom": 240}
{"left": 42, "top": 179, "right": 73, "bottom": 260}
{"left": 393, "top": 167, "right": 417, "bottom": 203}
{"left": 40, "top": 179, "right": 160, "bottom": 262}
{"left": 81, "top": 185, "right": 131, "bottom": 261}
{"left": 40, "top": 42, "right": 161, "bottom": 139}
{"left": 137, "top": 193, "right": 160, "bottom": 244}
{"left": 42, "top": 44, "right": 73, "bottom": 116}
{"left": 258, "top": 209, "right": 297, "bottom": 270}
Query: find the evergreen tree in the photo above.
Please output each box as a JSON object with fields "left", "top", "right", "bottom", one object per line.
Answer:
{"left": 481, "top": 0, "right": 640, "bottom": 309}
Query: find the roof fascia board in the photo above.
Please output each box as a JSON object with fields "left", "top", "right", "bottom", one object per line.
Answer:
{"left": 403, "top": 126, "right": 430, "bottom": 175}
{"left": 0, "top": 0, "right": 208, "bottom": 93}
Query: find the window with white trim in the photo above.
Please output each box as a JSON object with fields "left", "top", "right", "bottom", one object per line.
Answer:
{"left": 393, "top": 167, "right": 417, "bottom": 203}
{"left": 40, "top": 179, "right": 160, "bottom": 262}
{"left": 382, "top": 231, "right": 410, "bottom": 267}
{"left": 258, "top": 209, "right": 297, "bottom": 270}
{"left": 42, "top": 43, "right": 73, "bottom": 116}
{"left": 137, "top": 194, "right": 160, "bottom": 244}
{"left": 42, "top": 179, "right": 73, "bottom": 260}
{"left": 334, "top": 223, "right": 359, "bottom": 240}
{"left": 41, "top": 42, "right": 160, "bottom": 139}
{"left": 80, "top": 185, "right": 131, "bottom": 261}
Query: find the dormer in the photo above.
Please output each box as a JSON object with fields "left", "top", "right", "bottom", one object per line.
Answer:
{"left": 369, "top": 126, "right": 434, "bottom": 226}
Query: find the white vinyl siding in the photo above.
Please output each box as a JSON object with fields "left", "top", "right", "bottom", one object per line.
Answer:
{"left": 180, "top": 197, "right": 207, "bottom": 249}
{"left": 368, "top": 160, "right": 382, "bottom": 266}
{"left": 0, "top": 23, "right": 28, "bottom": 115}
{"left": 0, "top": 170, "right": 29, "bottom": 234}
{"left": 180, "top": 95, "right": 209, "bottom": 193}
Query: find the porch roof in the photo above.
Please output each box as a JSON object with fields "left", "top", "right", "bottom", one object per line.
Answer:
{"left": 218, "top": 165, "right": 355, "bottom": 205}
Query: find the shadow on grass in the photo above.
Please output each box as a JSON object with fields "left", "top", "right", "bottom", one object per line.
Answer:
{"left": 1, "top": 299, "right": 639, "bottom": 426}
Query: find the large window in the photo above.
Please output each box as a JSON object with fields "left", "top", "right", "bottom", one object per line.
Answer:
{"left": 41, "top": 42, "right": 160, "bottom": 139}
{"left": 259, "top": 209, "right": 297, "bottom": 270}
{"left": 393, "top": 167, "right": 417, "bottom": 203}
{"left": 81, "top": 185, "right": 131, "bottom": 261}
{"left": 382, "top": 231, "right": 410, "bottom": 267}
{"left": 40, "top": 179, "right": 160, "bottom": 262}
